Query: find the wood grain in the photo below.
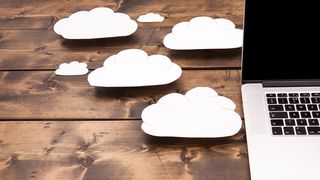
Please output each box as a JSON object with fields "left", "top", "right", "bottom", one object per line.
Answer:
{"left": 0, "top": 27, "right": 241, "bottom": 70}
{"left": 0, "top": 0, "right": 243, "bottom": 16}
{"left": 0, "top": 26, "right": 244, "bottom": 52}
{"left": 0, "top": 12, "right": 243, "bottom": 30}
{"left": 0, "top": 70, "right": 242, "bottom": 120}
{"left": 0, "top": 16, "right": 55, "bottom": 30}
{"left": 0, "top": 47, "right": 241, "bottom": 70}
{"left": 0, "top": 121, "right": 250, "bottom": 180}
{"left": 0, "top": 28, "right": 160, "bottom": 51}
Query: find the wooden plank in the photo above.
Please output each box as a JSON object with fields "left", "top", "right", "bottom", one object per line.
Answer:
{"left": 0, "top": 27, "right": 241, "bottom": 70}
{"left": 0, "top": 12, "right": 243, "bottom": 30}
{"left": 0, "top": 0, "right": 244, "bottom": 16}
{"left": 0, "top": 121, "right": 250, "bottom": 179}
{"left": 0, "top": 16, "right": 55, "bottom": 30}
{"left": 0, "top": 25, "right": 244, "bottom": 51}
{"left": 138, "top": 11, "right": 243, "bottom": 28}
{"left": 0, "top": 28, "right": 159, "bottom": 51}
{"left": 0, "top": 70, "right": 242, "bottom": 119}
{"left": 0, "top": 47, "right": 241, "bottom": 70}
{"left": 0, "top": 0, "right": 118, "bottom": 16}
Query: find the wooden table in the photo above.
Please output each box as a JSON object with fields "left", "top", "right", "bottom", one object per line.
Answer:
{"left": 0, "top": 0, "right": 249, "bottom": 179}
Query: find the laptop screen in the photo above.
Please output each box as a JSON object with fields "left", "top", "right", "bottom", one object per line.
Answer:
{"left": 241, "top": 1, "right": 319, "bottom": 83}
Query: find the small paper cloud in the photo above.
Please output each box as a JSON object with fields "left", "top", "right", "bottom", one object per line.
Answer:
{"left": 137, "top": 13, "right": 164, "bottom": 22}
{"left": 88, "top": 49, "right": 182, "bottom": 87}
{"left": 141, "top": 87, "right": 242, "bottom": 137}
{"left": 53, "top": 7, "right": 138, "bottom": 39}
{"left": 163, "top": 16, "right": 243, "bottom": 50}
{"left": 55, "top": 61, "right": 89, "bottom": 76}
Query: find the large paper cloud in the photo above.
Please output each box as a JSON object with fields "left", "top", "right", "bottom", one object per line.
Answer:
{"left": 53, "top": 7, "right": 138, "bottom": 39}
{"left": 141, "top": 87, "right": 242, "bottom": 137}
{"left": 137, "top": 13, "right": 164, "bottom": 22}
{"left": 163, "top": 17, "right": 243, "bottom": 50}
{"left": 88, "top": 49, "right": 182, "bottom": 87}
{"left": 55, "top": 61, "right": 88, "bottom": 76}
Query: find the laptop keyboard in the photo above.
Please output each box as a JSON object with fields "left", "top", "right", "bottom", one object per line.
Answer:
{"left": 266, "top": 92, "right": 320, "bottom": 135}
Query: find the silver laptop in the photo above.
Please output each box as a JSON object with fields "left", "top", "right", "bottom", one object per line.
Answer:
{"left": 241, "top": 1, "right": 320, "bottom": 180}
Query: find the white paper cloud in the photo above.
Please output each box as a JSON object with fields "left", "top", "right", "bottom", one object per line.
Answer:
{"left": 137, "top": 13, "right": 164, "bottom": 22}
{"left": 163, "top": 17, "right": 243, "bottom": 50}
{"left": 88, "top": 49, "right": 182, "bottom": 87}
{"left": 55, "top": 61, "right": 89, "bottom": 76}
{"left": 141, "top": 87, "right": 242, "bottom": 137}
{"left": 53, "top": 7, "right": 138, "bottom": 39}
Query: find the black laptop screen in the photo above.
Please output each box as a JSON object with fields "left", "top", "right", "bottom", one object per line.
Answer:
{"left": 241, "top": 1, "right": 319, "bottom": 83}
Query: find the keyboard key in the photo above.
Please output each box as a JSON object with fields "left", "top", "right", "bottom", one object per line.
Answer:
{"left": 285, "top": 105, "right": 295, "bottom": 111}
{"left": 300, "top": 93, "right": 310, "bottom": 97}
{"left": 278, "top": 98, "right": 288, "bottom": 104}
{"left": 270, "top": 112, "right": 288, "bottom": 118}
{"left": 300, "top": 112, "right": 311, "bottom": 118}
{"left": 307, "top": 127, "right": 320, "bottom": 135}
{"left": 268, "top": 105, "right": 284, "bottom": 111}
{"left": 285, "top": 119, "right": 296, "bottom": 126}
{"left": 272, "top": 127, "right": 283, "bottom": 135}
{"left": 266, "top": 93, "right": 276, "bottom": 97}
{"left": 284, "top": 127, "right": 295, "bottom": 135}
{"left": 277, "top": 93, "right": 287, "bottom": 97}
{"left": 289, "top": 93, "right": 299, "bottom": 97}
{"left": 311, "top": 93, "right": 320, "bottom": 96}
{"left": 312, "top": 112, "right": 320, "bottom": 118}
{"left": 289, "top": 98, "right": 299, "bottom": 104}
{"left": 289, "top": 112, "right": 300, "bottom": 118}
{"left": 297, "top": 119, "right": 307, "bottom": 126}
{"left": 308, "top": 119, "right": 319, "bottom": 126}
{"left": 295, "top": 127, "right": 307, "bottom": 135}
{"left": 296, "top": 105, "right": 306, "bottom": 111}
{"left": 271, "top": 119, "right": 284, "bottom": 126}
{"left": 311, "top": 97, "right": 320, "bottom": 103}
{"left": 300, "top": 98, "right": 310, "bottom": 104}
{"left": 307, "top": 104, "right": 318, "bottom": 111}
{"left": 267, "top": 98, "right": 277, "bottom": 104}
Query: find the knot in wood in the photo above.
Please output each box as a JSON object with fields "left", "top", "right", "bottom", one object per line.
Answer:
{"left": 78, "top": 155, "right": 94, "bottom": 168}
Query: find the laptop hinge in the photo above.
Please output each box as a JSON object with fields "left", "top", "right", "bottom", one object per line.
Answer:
{"left": 263, "top": 80, "right": 320, "bottom": 87}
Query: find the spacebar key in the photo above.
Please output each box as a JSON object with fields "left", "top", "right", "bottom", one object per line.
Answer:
{"left": 269, "top": 112, "right": 288, "bottom": 118}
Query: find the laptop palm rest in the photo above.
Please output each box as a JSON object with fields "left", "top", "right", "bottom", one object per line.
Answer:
{"left": 242, "top": 83, "right": 268, "bottom": 135}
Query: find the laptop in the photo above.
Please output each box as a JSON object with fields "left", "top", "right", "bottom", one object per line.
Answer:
{"left": 241, "top": 0, "right": 320, "bottom": 180}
